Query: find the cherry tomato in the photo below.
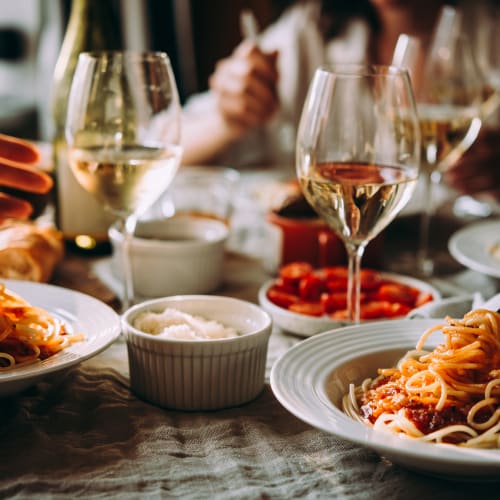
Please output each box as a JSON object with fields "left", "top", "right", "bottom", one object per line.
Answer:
{"left": 359, "top": 301, "right": 388, "bottom": 319}
{"left": 317, "top": 266, "right": 348, "bottom": 280}
{"left": 325, "top": 277, "right": 348, "bottom": 292}
{"left": 360, "top": 269, "right": 383, "bottom": 291}
{"left": 321, "top": 292, "right": 347, "bottom": 312}
{"left": 272, "top": 277, "right": 297, "bottom": 295}
{"left": 289, "top": 302, "right": 324, "bottom": 317}
{"left": 279, "top": 262, "right": 313, "bottom": 287}
{"left": 415, "top": 292, "right": 434, "bottom": 307}
{"left": 382, "top": 302, "right": 412, "bottom": 318}
{"left": 298, "top": 275, "right": 325, "bottom": 302}
{"left": 267, "top": 287, "right": 299, "bottom": 308}
{"left": 330, "top": 309, "right": 348, "bottom": 320}
{"left": 376, "top": 283, "right": 418, "bottom": 306}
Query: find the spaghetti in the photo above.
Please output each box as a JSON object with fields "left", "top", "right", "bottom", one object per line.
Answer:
{"left": 0, "top": 282, "right": 84, "bottom": 370}
{"left": 343, "top": 309, "right": 500, "bottom": 448}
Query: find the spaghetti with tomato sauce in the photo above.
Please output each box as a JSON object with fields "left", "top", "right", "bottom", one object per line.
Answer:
{"left": 0, "top": 282, "right": 84, "bottom": 370}
{"left": 343, "top": 309, "right": 500, "bottom": 448}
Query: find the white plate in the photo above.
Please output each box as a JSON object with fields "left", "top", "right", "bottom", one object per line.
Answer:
{"left": 270, "top": 319, "right": 500, "bottom": 480}
{"left": 258, "top": 272, "right": 441, "bottom": 337}
{"left": 449, "top": 220, "right": 500, "bottom": 278}
{"left": 406, "top": 294, "right": 475, "bottom": 319}
{"left": 0, "top": 280, "right": 121, "bottom": 397}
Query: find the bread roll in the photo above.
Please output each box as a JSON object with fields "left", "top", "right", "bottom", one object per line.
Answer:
{"left": 0, "top": 220, "right": 64, "bottom": 282}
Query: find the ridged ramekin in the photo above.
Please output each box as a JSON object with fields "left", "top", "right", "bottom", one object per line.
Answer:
{"left": 122, "top": 295, "right": 272, "bottom": 410}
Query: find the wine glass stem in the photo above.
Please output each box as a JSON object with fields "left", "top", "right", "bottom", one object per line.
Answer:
{"left": 346, "top": 242, "right": 365, "bottom": 323}
{"left": 120, "top": 214, "right": 138, "bottom": 312}
{"left": 417, "top": 167, "right": 439, "bottom": 277}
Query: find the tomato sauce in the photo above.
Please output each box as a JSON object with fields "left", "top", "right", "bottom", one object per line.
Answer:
{"left": 360, "top": 376, "right": 490, "bottom": 441}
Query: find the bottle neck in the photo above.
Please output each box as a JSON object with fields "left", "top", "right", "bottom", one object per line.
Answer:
{"left": 61, "top": 0, "right": 123, "bottom": 56}
{"left": 52, "top": 0, "right": 123, "bottom": 132}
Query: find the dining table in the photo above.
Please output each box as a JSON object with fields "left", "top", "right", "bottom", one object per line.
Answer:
{"left": 1, "top": 168, "right": 500, "bottom": 499}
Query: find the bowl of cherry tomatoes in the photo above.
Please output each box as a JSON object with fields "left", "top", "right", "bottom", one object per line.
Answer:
{"left": 258, "top": 262, "right": 441, "bottom": 336}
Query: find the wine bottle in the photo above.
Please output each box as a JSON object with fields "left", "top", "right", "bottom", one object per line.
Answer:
{"left": 51, "top": 0, "right": 123, "bottom": 255}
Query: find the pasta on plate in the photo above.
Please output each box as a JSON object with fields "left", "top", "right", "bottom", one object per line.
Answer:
{"left": 0, "top": 282, "right": 84, "bottom": 370}
{"left": 343, "top": 309, "right": 500, "bottom": 448}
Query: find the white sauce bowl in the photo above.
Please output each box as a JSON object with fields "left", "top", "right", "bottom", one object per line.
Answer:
{"left": 109, "top": 215, "right": 228, "bottom": 298}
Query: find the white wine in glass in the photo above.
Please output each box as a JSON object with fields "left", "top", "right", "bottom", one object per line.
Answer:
{"left": 65, "top": 51, "right": 182, "bottom": 310}
{"left": 297, "top": 64, "right": 420, "bottom": 323}
{"left": 468, "top": 1, "right": 500, "bottom": 120}
{"left": 413, "top": 7, "right": 483, "bottom": 275}
{"left": 453, "top": 1, "right": 500, "bottom": 218}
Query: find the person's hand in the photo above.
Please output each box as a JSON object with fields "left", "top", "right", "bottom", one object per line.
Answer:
{"left": 444, "top": 128, "right": 500, "bottom": 202}
{"left": 208, "top": 40, "right": 279, "bottom": 138}
{"left": 0, "top": 134, "right": 53, "bottom": 221}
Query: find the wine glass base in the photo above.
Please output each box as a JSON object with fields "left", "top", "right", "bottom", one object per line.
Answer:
{"left": 385, "top": 250, "right": 462, "bottom": 278}
{"left": 383, "top": 213, "right": 465, "bottom": 279}
{"left": 417, "top": 256, "right": 435, "bottom": 278}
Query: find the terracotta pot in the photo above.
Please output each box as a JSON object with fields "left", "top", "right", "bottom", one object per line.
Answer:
{"left": 267, "top": 211, "right": 384, "bottom": 268}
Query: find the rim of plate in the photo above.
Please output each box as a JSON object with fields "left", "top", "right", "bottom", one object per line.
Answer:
{"left": 270, "top": 318, "right": 500, "bottom": 477}
{"left": 0, "top": 280, "right": 121, "bottom": 383}
{"left": 448, "top": 220, "right": 500, "bottom": 278}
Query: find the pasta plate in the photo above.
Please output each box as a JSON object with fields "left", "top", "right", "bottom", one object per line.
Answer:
{"left": 0, "top": 280, "right": 121, "bottom": 397}
{"left": 270, "top": 319, "right": 500, "bottom": 480}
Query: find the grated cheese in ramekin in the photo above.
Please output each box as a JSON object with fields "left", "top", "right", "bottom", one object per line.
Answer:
{"left": 133, "top": 307, "right": 239, "bottom": 340}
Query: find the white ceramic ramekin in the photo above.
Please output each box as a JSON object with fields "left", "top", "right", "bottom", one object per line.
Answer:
{"left": 122, "top": 295, "right": 273, "bottom": 410}
{"left": 109, "top": 215, "right": 228, "bottom": 297}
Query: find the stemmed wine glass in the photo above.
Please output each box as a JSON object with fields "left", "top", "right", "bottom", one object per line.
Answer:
{"left": 452, "top": 1, "right": 500, "bottom": 218}
{"left": 65, "top": 51, "right": 182, "bottom": 310}
{"left": 472, "top": 1, "right": 500, "bottom": 119}
{"left": 407, "top": 6, "right": 484, "bottom": 276}
{"left": 296, "top": 64, "right": 420, "bottom": 323}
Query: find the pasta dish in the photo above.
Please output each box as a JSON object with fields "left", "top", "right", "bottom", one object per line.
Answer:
{"left": 343, "top": 309, "right": 500, "bottom": 448}
{"left": 0, "top": 282, "right": 84, "bottom": 370}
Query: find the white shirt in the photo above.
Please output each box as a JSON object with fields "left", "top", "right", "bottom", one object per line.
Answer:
{"left": 183, "top": 1, "right": 371, "bottom": 169}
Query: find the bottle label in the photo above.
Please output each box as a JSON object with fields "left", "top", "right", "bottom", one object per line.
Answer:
{"left": 55, "top": 141, "right": 115, "bottom": 240}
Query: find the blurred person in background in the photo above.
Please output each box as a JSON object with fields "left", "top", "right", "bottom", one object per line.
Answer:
{"left": 0, "top": 0, "right": 61, "bottom": 141}
{"left": 0, "top": 1, "right": 60, "bottom": 220}
{"left": 180, "top": 0, "right": 500, "bottom": 205}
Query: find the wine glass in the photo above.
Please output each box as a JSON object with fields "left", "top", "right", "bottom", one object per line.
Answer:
{"left": 296, "top": 64, "right": 420, "bottom": 323}
{"left": 65, "top": 51, "right": 182, "bottom": 310}
{"left": 452, "top": 1, "right": 500, "bottom": 218}
{"left": 410, "top": 7, "right": 484, "bottom": 276}
{"left": 470, "top": 1, "right": 500, "bottom": 120}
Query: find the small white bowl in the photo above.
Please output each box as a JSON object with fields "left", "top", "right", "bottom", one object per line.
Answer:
{"left": 109, "top": 215, "right": 228, "bottom": 297}
{"left": 259, "top": 271, "right": 441, "bottom": 337}
{"left": 122, "top": 295, "right": 273, "bottom": 410}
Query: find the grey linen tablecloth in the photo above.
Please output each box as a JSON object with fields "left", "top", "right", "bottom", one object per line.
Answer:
{"left": 1, "top": 340, "right": 499, "bottom": 499}
{"left": 1, "top": 252, "right": 500, "bottom": 499}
